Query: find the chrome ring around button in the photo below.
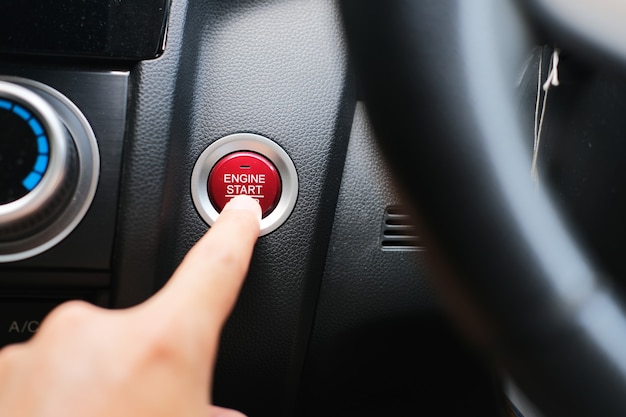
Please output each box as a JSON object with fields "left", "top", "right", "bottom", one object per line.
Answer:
{"left": 191, "top": 133, "right": 298, "bottom": 236}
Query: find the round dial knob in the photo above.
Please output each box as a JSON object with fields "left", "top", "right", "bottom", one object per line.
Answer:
{"left": 0, "top": 81, "right": 78, "bottom": 241}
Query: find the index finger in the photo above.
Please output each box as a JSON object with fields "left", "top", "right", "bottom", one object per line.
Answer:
{"left": 148, "top": 195, "right": 261, "bottom": 334}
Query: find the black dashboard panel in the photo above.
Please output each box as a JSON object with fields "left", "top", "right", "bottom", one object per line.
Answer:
{"left": 0, "top": 0, "right": 169, "bottom": 59}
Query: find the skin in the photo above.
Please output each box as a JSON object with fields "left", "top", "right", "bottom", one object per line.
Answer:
{"left": 0, "top": 195, "right": 262, "bottom": 417}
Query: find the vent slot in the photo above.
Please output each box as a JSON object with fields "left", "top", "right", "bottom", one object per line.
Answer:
{"left": 381, "top": 206, "right": 422, "bottom": 250}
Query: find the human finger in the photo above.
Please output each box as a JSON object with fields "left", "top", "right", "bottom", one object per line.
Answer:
{"left": 147, "top": 195, "right": 261, "bottom": 337}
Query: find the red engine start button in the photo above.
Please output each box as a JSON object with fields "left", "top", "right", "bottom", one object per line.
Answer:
{"left": 208, "top": 151, "right": 281, "bottom": 217}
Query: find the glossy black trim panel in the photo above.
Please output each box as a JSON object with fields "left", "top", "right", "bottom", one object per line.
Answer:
{"left": 0, "top": 0, "right": 170, "bottom": 60}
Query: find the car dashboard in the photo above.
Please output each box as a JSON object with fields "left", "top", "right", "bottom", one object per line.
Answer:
{"left": 6, "top": 0, "right": 606, "bottom": 416}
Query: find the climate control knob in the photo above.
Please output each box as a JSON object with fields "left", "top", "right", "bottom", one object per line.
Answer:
{"left": 0, "top": 78, "right": 99, "bottom": 263}
{"left": 0, "top": 81, "right": 78, "bottom": 241}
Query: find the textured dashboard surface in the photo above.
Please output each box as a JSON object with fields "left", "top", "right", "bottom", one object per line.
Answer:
{"left": 298, "top": 103, "right": 502, "bottom": 416}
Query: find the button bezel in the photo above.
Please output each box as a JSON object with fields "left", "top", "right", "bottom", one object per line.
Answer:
{"left": 191, "top": 133, "right": 298, "bottom": 236}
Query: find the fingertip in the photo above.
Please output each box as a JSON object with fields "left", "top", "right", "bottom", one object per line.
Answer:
{"left": 209, "top": 405, "right": 248, "bottom": 417}
{"left": 220, "top": 195, "right": 262, "bottom": 227}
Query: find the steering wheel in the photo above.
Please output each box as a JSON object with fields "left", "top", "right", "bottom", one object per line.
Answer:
{"left": 339, "top": 0, "right": 626, "bottom": 416}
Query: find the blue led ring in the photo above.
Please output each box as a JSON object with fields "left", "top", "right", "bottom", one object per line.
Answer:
{"left": 0, "top": 98, "right": 51, "bottom": 192}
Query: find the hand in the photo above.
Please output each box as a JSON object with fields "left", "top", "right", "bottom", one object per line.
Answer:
{"left": 0, "top": 195, "right": 262, "bottom": 417}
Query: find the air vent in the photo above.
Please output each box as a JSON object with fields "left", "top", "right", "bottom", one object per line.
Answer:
{"left": 381, "top": 206, "right": 422, "bottom": 250}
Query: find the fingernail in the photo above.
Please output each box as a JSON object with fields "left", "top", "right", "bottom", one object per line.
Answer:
{"left": 222, "top": 195, "right": 262, "bottom": 222}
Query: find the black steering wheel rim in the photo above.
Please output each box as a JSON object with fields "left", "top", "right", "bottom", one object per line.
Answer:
{"left": 339, "top": 0, "right": 626, "bottom": 416}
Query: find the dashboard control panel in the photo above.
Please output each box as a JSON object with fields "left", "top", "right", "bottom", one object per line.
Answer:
{"left": 0, "top": 67, "right": 127, "bottom": 273}
{"left": 0, "top": 67, "right": 128, "bottom": 346}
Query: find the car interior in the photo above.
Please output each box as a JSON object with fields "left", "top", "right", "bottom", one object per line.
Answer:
{"left": 1, "top": 0, "right": 626, "bottom": 416}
